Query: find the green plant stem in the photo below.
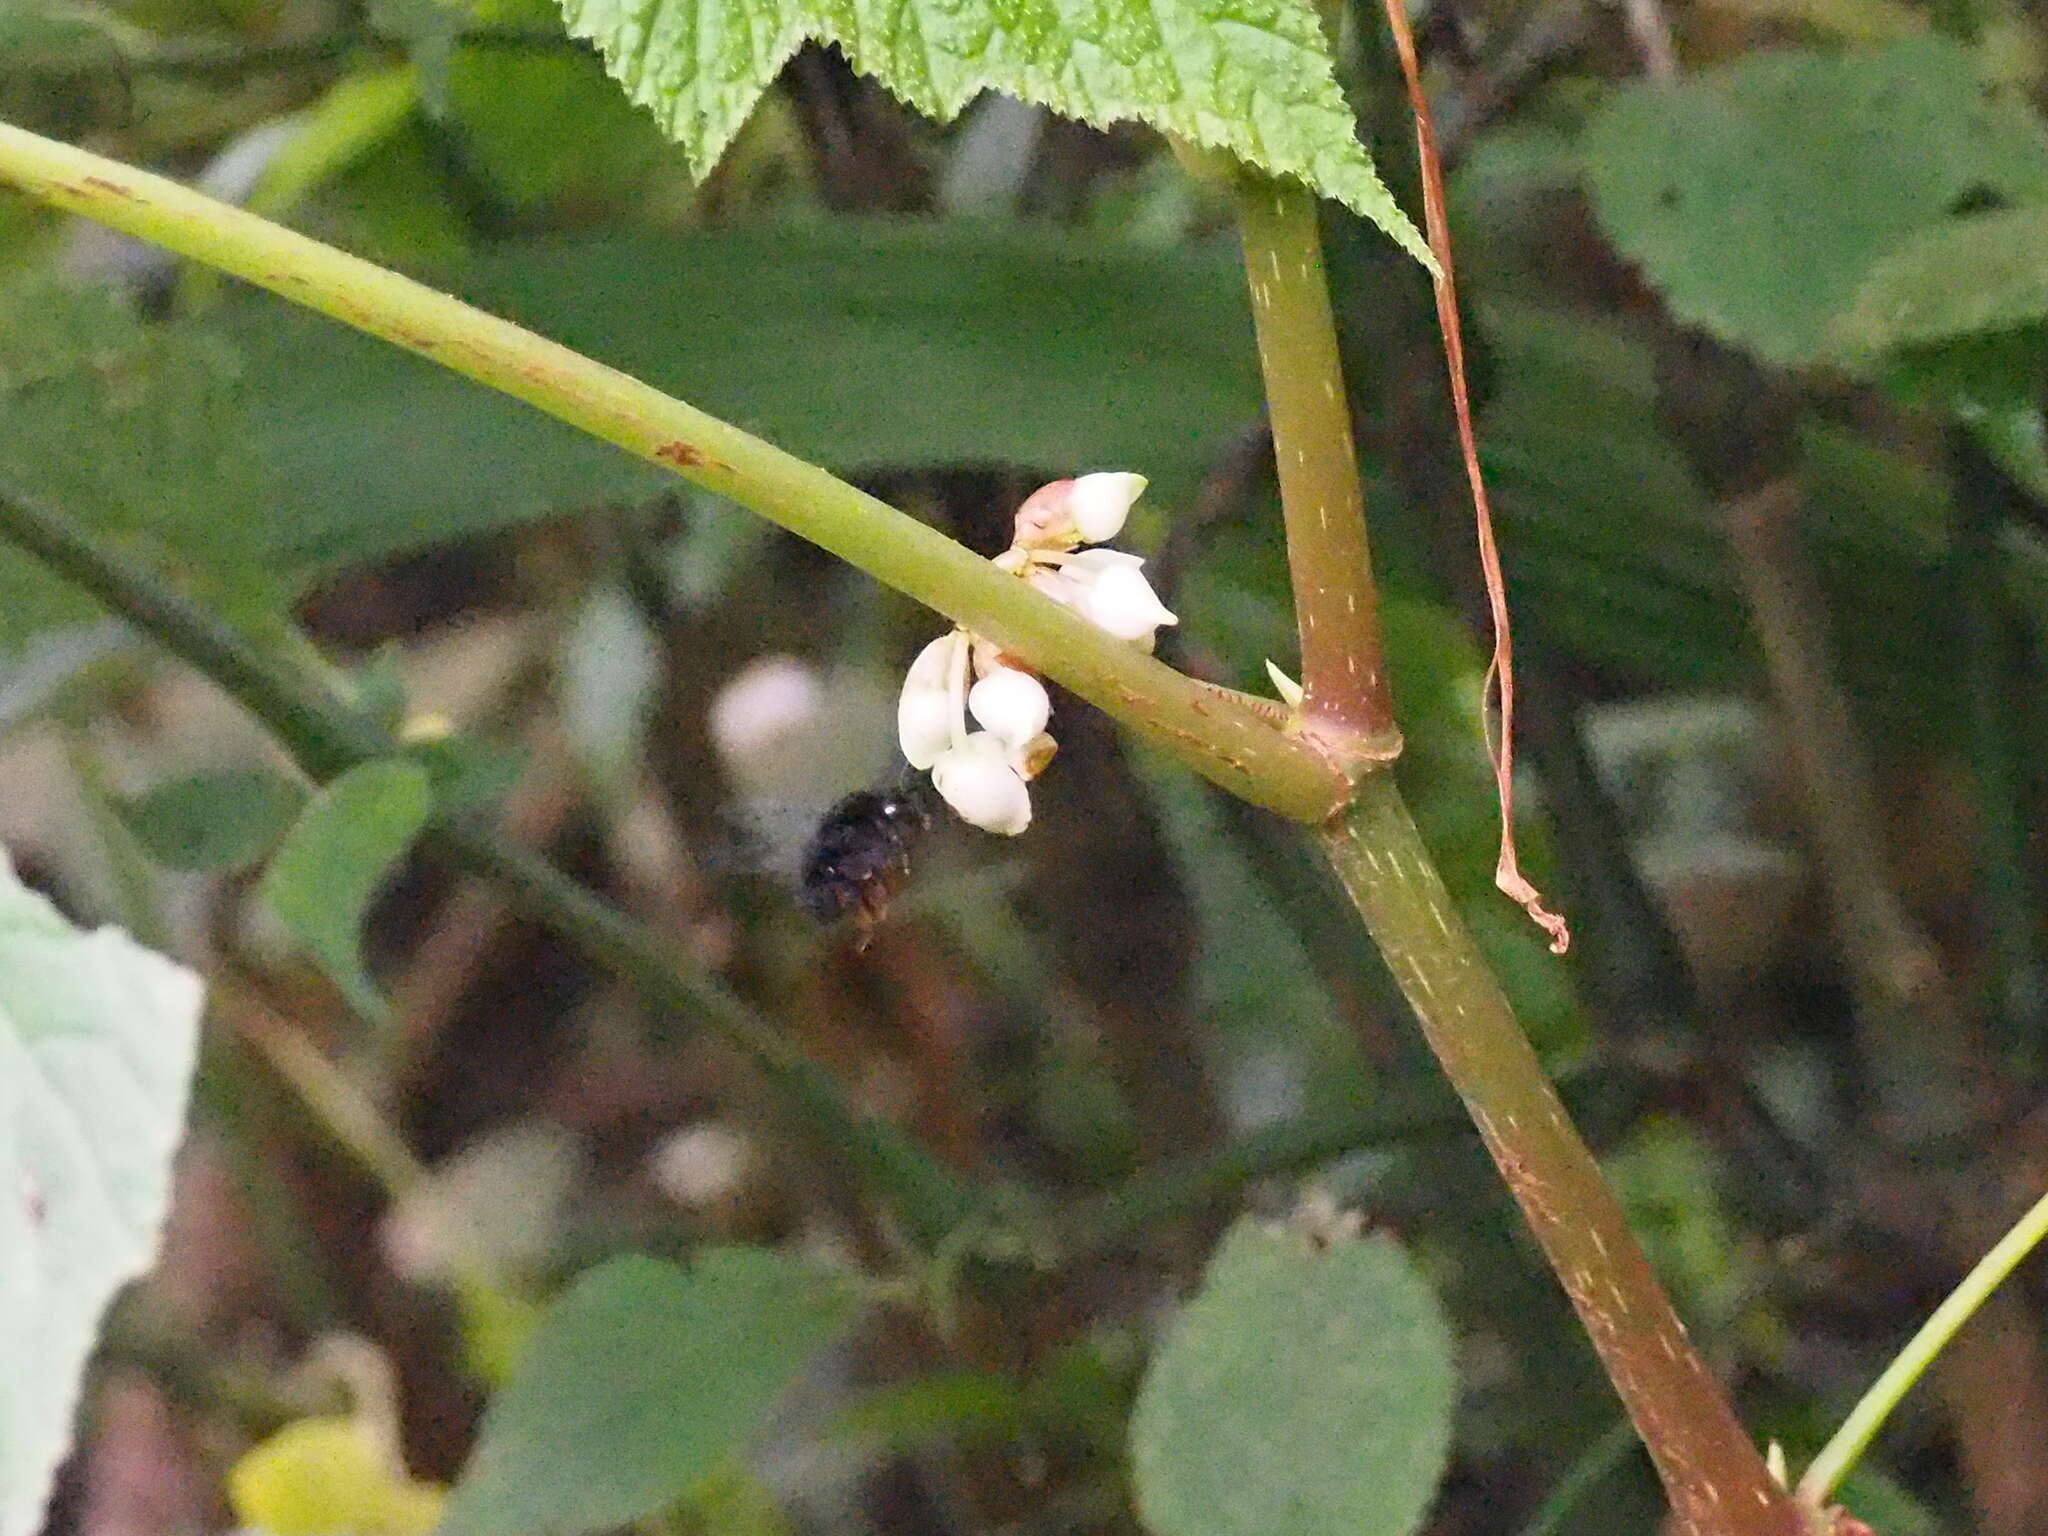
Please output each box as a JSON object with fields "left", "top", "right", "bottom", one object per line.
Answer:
{"left": 0, "top": 480, "right": 973, "bottom": 1250}
{"left": 1800, "top": 1181, "right": 2048, "bottom": 1506}
{"left": 1051, "top": 1094, "right": 1467, "bottom": 1256}
{"left": 1322, "top": 776, "right": 1801, "bottom": 1536}
{"left": 0, "top": 119, "right": 1346, "bottom": 825}
{"left": 1233, "top": 170, "right": 1398, "bottom": 751}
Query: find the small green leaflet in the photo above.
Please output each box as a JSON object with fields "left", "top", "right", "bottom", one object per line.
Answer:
{"left": 259, "top": 758, "right": 434, "bottom": 1021}
{"left": 1130, "top": 1213, "right": 1455, "bottom": 1536}
{"left": 440, "top": 1250, "right": 864, "bottom": 1536}
{"left": 556, "top": 0, "right": 1430, "bottom": 264}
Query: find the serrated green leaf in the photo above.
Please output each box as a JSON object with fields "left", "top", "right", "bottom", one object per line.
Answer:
{"left": 114, "top": 767, "right": 309, "bottom": 873}
{"left": 1583, "top": 39, "right": 2048, "bottom": 367}
{"left": 1833, "top": 206, "right": 2048, "bottom": 357}
{"left": 440, "top": 1250, "right": 862, "bottom": 1536}
{"left": 258, "top": 758, "right": 434, "bottom": 1020}
{"left": 1130, "top": 1214, "right": 1455, "bottom": 1536}
{"left": 0, "top": 850, "right": 204, "bottom": 1536}
{"left": 556, "top": 0, "right": 1427, "bottom": 260}
{"left": 230, "top": 223, "right": 1264, "bottom": 576}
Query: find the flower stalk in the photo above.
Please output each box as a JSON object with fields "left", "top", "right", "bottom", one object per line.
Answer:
{"left": 0, "top": 118, "right": 1346, "bottom": 825}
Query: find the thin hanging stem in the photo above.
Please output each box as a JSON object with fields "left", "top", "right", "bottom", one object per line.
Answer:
{"left": 1376, "top": 0, "right": 1567, "bottom": 953}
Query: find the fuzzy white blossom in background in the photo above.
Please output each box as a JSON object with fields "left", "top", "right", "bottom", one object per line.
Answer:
{"left": 896, "top": 473, "right": 1176, "bottom": 835}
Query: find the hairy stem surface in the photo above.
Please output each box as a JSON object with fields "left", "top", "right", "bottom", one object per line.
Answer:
{"left": 1235, "top": 172, "right": 1397, "bottom": 751}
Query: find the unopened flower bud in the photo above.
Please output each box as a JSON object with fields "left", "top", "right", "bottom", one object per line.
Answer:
{"left": 1067, "top": 472, "right": 1148, "bottom": 543}
{"left": 931, "top": 733, "right": 1032, "bottom": 834}
{"left": 1060, "top": 548, "right": 1178, "bottom": 641}
{"left": 968, "top": 666, "right": 1051, "bottom": 751}
{"left": 1011, "top": 472, "right": 1148, "bottom": 549}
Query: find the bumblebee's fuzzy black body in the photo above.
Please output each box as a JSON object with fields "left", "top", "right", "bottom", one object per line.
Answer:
{"left": 797, "top": 778, "right": 937, "bottom": 937}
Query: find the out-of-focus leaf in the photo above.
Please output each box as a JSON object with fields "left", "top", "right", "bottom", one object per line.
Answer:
{"left": 1834, "top": 206, "right": 2048, "bottom": 357}
{"left": 0, "top": 623, "right": 126, "bottom": 736}
{"left": 1695, "top": 0, "right": 1922, "bottom": 41}
{"left": 246, "top": 65, "right": 422, "bottom": 220}
{"left": 446, "top": 46, "right": 684, "bottom": 209}
{"left": 1133, "top": 748, "right": 1371, "bottom": 1124}
{"left": 0, "top": 282, "right": 281, "bottom": 650}
{"left": 258, "top": 758, "right": 434, "bottom": 1020}
{"left": 114, "top": 766, "right": 308, "bottom": 872}
{"left": 1130, "top": 1214, "right": 1455, "bottom": 1536}
{"left": 835, "top": 1370, "right": 1027, "bottom": 1452}
{"left": 1607, "top": 1117, "right": 1757, "bottom": 1327}
{"left": 1583, "top": 40, "right": 2048, "bottom": 367}
{"left": 0, "top": 849, "right": 204, "bottom": 1536}
{"left": 556, "top": 0, "right": 1427, "bottom": 262}
{"left": 685, "top": 1461, "right": 795, "bottom": 1536}
{"left": 440, "top": 1250, "right": 861, "bottom": 1536}
{"left": 227, "top": 1417, "right": 445, "bottom": 1536}
{"left": 1478, "top": 305, "right": 1741, "bottom": 691}
{"left": 231, "top": 224, "right": 1261, "bottom": 576}
{"left": 1835, "top": 1465, "right": 1947, "bottom": 1536}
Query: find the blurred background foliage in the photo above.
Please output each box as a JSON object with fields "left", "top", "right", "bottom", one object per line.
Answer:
{"left": 2, "top": 0, "right": 2047, "bottom": 1530}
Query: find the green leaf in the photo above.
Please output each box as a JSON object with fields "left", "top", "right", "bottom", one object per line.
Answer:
{"left": 0, "top": 850, "right": 204, "bottom": 1536}
{"left": 1130, "top": 1214, "right": 1455, "bottom": 1536}
{"left": 440, "top": 1250, "right": 863, "bottom": 1536}
{"left": 556, "top": 0, "right": 1428, "bottom": 261}
{"left": 1833, "top": 206, "right": 2048, "bottom": 357}
{"left": 0, "top": 281, "right": 283, "bottom": 652}
{"left": 1582, "top": 39, "right": 2048, "bottom": 367}
{"left": 258, "top": 759, "right": 434, "bottom": 1020}
{"left": 114, "top": 767, "right": 308, "bottom": 873}
{"left": 1132, "top": 747, "right": 1372, "bottom": 1122}
{"left": 230, "top": 223, "right": 1265, "bottom": 576}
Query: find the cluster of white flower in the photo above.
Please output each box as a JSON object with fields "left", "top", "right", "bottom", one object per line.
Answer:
{"left": 896, "top": 473, "right": 1178, "bottom": 835}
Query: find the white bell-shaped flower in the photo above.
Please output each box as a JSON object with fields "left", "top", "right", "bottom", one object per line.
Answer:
{"left": 967, "top": 666, "right": 1050, "bottom": 751}
{"left": 897, "top": 630, "right": 966, "bottom": 770}
{"left": 1045, "top": 548, "right": 1178, "bottom": 642}
{"left": 1067, "top": 472, "right": 1148, "bottom": 543}
{"left": 930, "top": 732, "right": 1032, "bottom": 835}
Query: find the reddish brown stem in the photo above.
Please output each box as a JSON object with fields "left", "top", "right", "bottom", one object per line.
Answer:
{"left": 1323, "top": 777, "right": 1808, "bottom": 1536}
{"left": 1377, "top": 0, "right": 1567, "bottom": 953}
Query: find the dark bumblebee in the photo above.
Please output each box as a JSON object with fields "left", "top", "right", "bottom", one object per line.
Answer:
{"left": 797, "top": 776, "right": 938, "bottom": 941}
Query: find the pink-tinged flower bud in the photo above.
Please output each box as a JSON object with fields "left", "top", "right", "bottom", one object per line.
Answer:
{"left": 1066, "top": 472, "right": 1147, "bottom": 543}
{"left": 898, "top": 631, "right": 965, "bottom": 769}
{"left": 967, "top": 666, "right": 1051, "bottom": 751}
{"left": 931, "top": 733, "right": 1032, "bottom": 834}
{"left": 1011, "top": 472, "right": 1148, "bottom": 549}
{"left": 1011, "top": 479, "right": 1077, "bottom": 549}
